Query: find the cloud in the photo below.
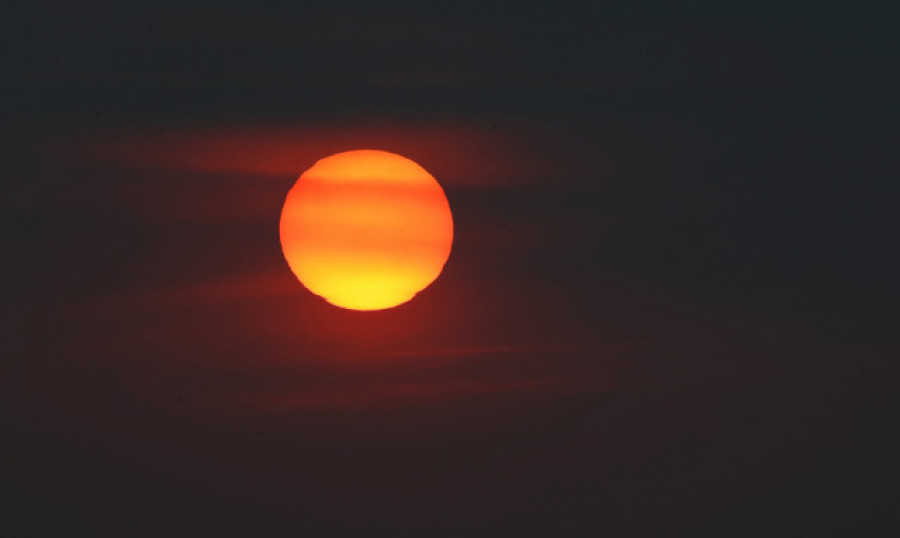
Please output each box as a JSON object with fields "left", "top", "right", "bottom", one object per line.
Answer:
{"left": 61, "top": 121, "right": 540, "bottom": 184}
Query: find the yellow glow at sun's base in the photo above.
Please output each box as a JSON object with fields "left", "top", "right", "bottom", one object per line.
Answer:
{"left": 280, "top": 150, "right": 454, "bottom": 310}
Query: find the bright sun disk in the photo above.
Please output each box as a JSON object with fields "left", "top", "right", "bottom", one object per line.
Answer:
{"left": 279, "top": 149, "right": 454, "bottom": 311}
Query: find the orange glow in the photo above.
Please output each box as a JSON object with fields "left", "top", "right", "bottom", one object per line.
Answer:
{"left": 280, "top": 150, "right": 453, "bottom": 311}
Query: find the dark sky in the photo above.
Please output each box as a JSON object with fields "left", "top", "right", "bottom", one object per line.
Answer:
{"left": 3, "top": 1, "right": 898, "bottom": 536}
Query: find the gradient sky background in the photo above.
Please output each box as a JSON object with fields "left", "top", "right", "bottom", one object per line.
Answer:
{"left": 3, "top": 1, "right": 899, "bottom": 536}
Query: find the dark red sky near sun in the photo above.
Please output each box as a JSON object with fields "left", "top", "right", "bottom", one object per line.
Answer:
{"left": 3, "top": 1, "right": 899, "bottom": 536}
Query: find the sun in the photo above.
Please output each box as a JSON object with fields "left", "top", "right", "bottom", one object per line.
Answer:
{"left": 279, "top": 150, "right": 454, "bottom": 311}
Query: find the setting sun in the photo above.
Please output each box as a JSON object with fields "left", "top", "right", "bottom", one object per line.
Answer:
{"left": 279, "top": 150, "right": 454, "bottom": 310}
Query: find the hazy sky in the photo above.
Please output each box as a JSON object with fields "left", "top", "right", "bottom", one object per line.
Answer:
{"left": 3, "top": 1, "right": 898, "bottom": 536}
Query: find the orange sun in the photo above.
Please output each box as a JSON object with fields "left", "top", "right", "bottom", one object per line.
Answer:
{"left": 279, "top": 150, "right": 454, "bottom": 311}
